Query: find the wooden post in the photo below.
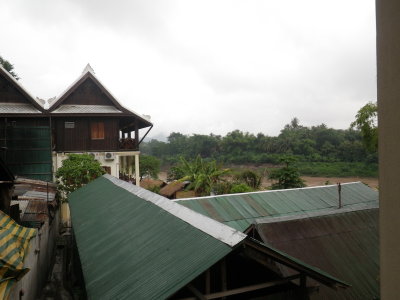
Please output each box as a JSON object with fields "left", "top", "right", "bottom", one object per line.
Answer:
{"left": 221, "top": 259, "right": 227, "bottom": 300}
{"left": 135, "top": 153, "right": 140, "bottom": 187}
{"left": 187, "top": 284, "right": 207, "bottom": 300}
{"left": 135, "top": 119, "right": 139, "bottom": 150}
{"left": 205, "top": 269, "right": 211, "bottom": 294}
{"left": 300, "top": 274, "right": 307, "bottom": 300}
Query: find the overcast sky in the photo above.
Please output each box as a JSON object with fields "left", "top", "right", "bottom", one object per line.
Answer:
{"left": 0, "top": 0, "right": 376, "bottom": 140}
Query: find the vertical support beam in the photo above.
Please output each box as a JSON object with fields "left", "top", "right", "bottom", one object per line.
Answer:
{"left": 135, "top": 119, "right": 139, "bottom": 150}
{"left": 116, "top": 155, "right": 120, "bottom": 178}
{"left": 221, "top": 259, "right": 227, "bottom": 300}
{"left": 3, "top": 118, "right": 7, "bottom": 163}
{"left": 128, "top": 156, "right": 133, "bottom": 177}
{"left": 49, "top": 116, "right": 53, "bottom": 180}
{"left": 135, "top": 153, "right": 140, "bottom": 187}
{"left": 205, "top": 269, "right": 211, "bottom": 294}
{"left": 377, "top": 0, "right": 400, "bottom": 298}
{"left": 122, "top": 156, "right": 127, "bottom": 176}
{"left": 300, "top": 274, "right": 307, "bottom": 300}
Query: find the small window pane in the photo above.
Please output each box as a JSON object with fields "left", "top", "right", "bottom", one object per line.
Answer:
{"left": 65, "top": 122, "right": 75, "bottom": 129}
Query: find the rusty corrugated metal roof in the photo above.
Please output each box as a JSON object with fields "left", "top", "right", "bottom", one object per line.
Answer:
{"left": 256, "top": 208, "right": 379, "bottom": 299}
{"left": 140, "top": 178, "right": 166, "bottom": 190}
{"left": 175, "top": 182, "right": 378, "bottom": 231}
{"left": 159, "top": 181, "right": 187, "bottom": 198}
{"left": 11, "top": 177, "right": 57, "bottom": 228}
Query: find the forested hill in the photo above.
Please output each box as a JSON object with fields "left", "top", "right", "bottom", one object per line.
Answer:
{"left": 140, "top": 119, "right": 378, "bottom": 176}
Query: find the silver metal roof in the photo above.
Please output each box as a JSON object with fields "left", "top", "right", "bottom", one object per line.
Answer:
{"left": 51, "top": 104, "right": 122, "bottom": 114}
{"left": 0, "top": 103, "right": 41, "bottom": 114}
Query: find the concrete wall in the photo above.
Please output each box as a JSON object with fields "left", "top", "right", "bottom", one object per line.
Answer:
{"left": 53, "top": 152, "right": 120, "bottom": 178}
{"left": 376, "top": 0, "right": 400, "bottom": 298}
{"left": 9, "top": 212, "right": 59, "bottom": 300}
{"left": 53, "top": 151, "right": 141, "bottom": 186}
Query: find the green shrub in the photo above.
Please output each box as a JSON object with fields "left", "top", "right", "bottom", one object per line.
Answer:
{"left": 230, "top": 183, "right": 253, "bottom": 194}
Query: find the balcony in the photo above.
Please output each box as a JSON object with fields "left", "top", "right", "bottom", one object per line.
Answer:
{"left": 119, "top": 138, "right": 138, "bottom": 151}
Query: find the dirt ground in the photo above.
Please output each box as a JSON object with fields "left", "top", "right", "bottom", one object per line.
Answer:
{"left": 159, "top": 170, "right": 378, "bottom": 190}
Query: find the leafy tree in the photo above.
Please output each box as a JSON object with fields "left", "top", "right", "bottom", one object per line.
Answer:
{"left": 56, "top": 154, "right": 105, "bottom": 200}
{"left": 235, "top": 170, "right": 262, "bottom": 189}
{"left": 170, "top": 156, "right": 229, "bottom": 196}
{"left": 0, "top": 56, "right": 19, "bottom": 80}
{"left": 268, "top": 156, "right": 305, "bottom": 189}
{"left": 351, "top": 102, "right": 378, "bottom": 152}
{"left": 137, "top": 155, "right": 160, "bottom": 180}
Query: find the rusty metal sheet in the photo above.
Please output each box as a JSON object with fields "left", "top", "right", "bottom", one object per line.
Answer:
{"left": 256, "top": 208, "right": 379, "bottom": 299}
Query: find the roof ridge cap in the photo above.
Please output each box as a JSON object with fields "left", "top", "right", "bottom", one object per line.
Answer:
{"left": 103, "top": 174, "right": 246, "bottom": 247}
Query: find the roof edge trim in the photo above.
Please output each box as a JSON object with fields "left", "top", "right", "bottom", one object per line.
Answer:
{"left": 255, "top": 202, "right": 379, "bottom": 225}
{"left": 174, "top": 182, "right": 364, "bottom": 202}
{"left": 103, "top": 174, "right": 246, "bottom": 247}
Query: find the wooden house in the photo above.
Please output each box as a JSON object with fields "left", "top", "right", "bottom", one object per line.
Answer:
{"left": 48, "top": 64, "right": 153, "bottom": 183}
{"left": 0, "top": 65, "right": 52, "bottom": 181}
{"left": 0, "top": 64, "right": 153, "bottom": 184}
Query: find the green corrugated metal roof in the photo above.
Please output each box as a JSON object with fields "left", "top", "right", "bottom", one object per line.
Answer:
{"left": 176, "top": 182, "right": 378, "bottom": 231}
{"left": 68, "top": 175, "right": 245, "bottom": 300}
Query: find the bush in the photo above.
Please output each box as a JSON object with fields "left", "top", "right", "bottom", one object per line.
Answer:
{"left": 56, "top": 154, "right": 105, "bottom": 201}
{"left": 230, "top": 183, "right": 253, "bottom": 194}
{"left": 235, "top": 170, "right": 262, "bottom": 189}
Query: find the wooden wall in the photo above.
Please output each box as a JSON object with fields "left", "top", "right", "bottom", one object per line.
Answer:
{"left": 54, "top": 117, "right": 119, "bottom": 152}
{"left": 0, "top": 118, "right": 50, "bottom": 127}
{"left": 0, "top": 75, "right": 31, "bottom": 104}
{"left": 63, "top": 78, "right": 114, "bottom": 106}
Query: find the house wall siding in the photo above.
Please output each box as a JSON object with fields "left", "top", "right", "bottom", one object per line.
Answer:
{"left": 54, "top": 118, "right": 119, "bottom": 152}
{"left": 0, "top": 75, "right": 29, "bottom": 104}
{"left": 63, "top": 78, "right": 114, "bottom": 106}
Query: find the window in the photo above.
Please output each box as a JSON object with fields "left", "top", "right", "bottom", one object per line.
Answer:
{"left": 65, "top": 122, "right": 75, "bottom": 129}
{"left": 91, "top": 122, "right": 105, "bottom": 139}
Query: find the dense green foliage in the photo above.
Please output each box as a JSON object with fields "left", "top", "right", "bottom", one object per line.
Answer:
{"left": 268, "top": 156, "right": 305, "bottom": 189}
{"left": 230, "top": 183, "right": 254, "bottom": 193}
{"left": 351, "top": 102, "right": 378, "bottom": 152}
{"left": 56, "top": 154, "right": 105, "bottom": 200}
{"left": 141, "top": 118, "right": 378, "bottom": 178}
{"left": 137, "top": 155, "right": 161, "bottom": 180}
{"left": 234, "top": 170, "right": 262, "bottom": 189}
{"left": 298, "top": 162, "right": 378, "bottom": 177}
{"left": 169, "top": 156, "right": 230, "bottom": 196}
{"left": 0, "top": 56, "right": 19, "bottom": 80}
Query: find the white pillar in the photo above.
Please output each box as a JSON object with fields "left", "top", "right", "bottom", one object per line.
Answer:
{"left": 128, "top": 156, "right": 133, "bottom": 177}
{"left": 116, "top": 155, "right": 120, "bottom": 178}
{"left": 135, "top": 153, "right": 140, "bottom": 187}
{"left": 122, "top": 156, "right": 127, "bottom": 176}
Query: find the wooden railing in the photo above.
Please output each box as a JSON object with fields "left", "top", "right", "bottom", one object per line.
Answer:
{"left": 119, "top": 138, "right": 137, "bottom": 150}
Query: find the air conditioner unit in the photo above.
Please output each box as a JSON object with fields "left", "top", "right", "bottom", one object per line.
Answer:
{"left": 88, "top": 152, "right": 100, "bottom": 160}
{"left": 104, "top": 152, "right": 116, "bottom": 161}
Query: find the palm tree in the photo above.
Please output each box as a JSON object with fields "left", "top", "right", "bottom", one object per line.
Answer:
{"left": 173, "top": 156, "right": 229, "bottom": 196}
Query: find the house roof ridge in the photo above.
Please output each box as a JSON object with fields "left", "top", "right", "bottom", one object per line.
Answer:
{"left": 254, "top": 202, "right": 379, "bottom": 225}
{"left": 0, "top": 64, "right": 44, "bottom": 110}
{"left": 103, "top": 174, "right": 246, "bottom": 247}
{"left": 47, "top": 64, "right": 153, "bottom": 125}
{"left": 174, "top": 181, "right": 364, "bottom": 202}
